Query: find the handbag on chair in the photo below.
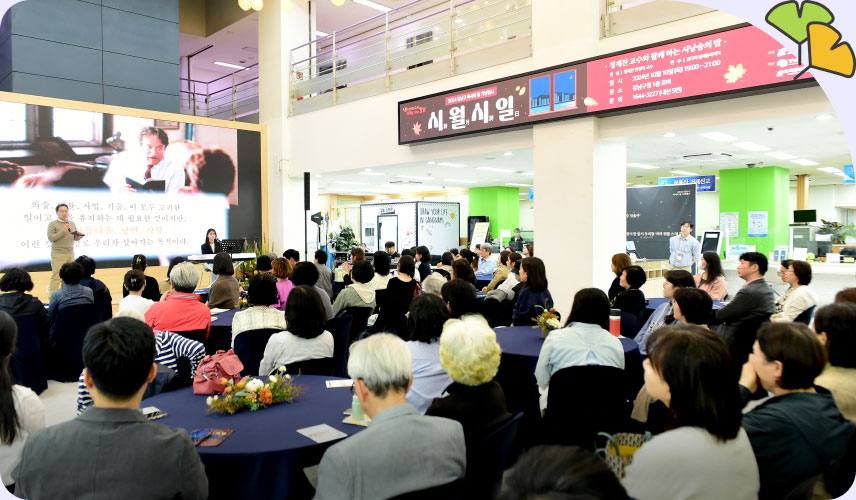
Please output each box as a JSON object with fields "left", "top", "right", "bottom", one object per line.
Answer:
{"left": 192, "top": 349, "right": 244, "bottom": 395}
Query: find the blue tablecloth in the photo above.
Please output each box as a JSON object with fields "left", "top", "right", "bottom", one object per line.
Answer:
{"left": 143, "top": 375, "right": 362, "bottom": 500}
{"left": 494, "top": 326, "right": 638, "bottom": 361}
{"left": 205, "top": 308, "right": 240, "bottom": 354}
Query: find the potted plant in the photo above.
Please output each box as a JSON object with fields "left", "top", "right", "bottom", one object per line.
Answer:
{"left": 329, "top": 226, "right": 360, "bottom": 251}
{"left": 819, "top": 219, "right": 856, "bottom": 244}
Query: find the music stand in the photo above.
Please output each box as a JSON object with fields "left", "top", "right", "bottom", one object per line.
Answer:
{"left": 221, "top": 239, "right": 245, "bottom": 255}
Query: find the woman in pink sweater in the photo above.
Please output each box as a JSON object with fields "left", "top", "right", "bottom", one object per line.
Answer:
{"left": 694, "top": 251, "right": 728, "bottom": 301}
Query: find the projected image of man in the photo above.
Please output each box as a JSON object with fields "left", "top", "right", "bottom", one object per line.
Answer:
{"left": 103, "top": 127, "right": 186, "bottom": 194}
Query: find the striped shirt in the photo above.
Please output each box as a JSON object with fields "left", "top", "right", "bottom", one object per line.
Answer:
{"left": 76, "top": 331, "right": 205, "bottom": 413}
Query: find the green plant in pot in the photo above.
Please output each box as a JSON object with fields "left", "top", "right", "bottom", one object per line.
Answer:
{"left": 819, "top": 219, "right": 856, "bottom": 244}
{"left": 330, "top": 226, "right": 360, "bottom": 251}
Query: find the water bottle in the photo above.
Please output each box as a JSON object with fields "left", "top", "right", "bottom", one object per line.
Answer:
{"left": 609, "top": 308, "right": 621, "bottom": 337}
{"left": 351, "top": 394, "right": 364, "bottom": 422}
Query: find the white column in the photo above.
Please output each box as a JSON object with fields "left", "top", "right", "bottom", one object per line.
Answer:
{"left": 258, "top": 0, "right": 310, "bottom": 255}
{"left": 533, "top": 118, "right": 626, "bottom": 317}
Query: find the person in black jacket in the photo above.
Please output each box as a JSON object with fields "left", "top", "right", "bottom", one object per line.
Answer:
{"left": 0, "top": 268, "right": 50, "bottom": 345}
{"left": 738, "top": 322, "right": 855, "bottom": 500}
{"left": 75, "top": 255, "right": 112, "bottom": 320}
{"left": 415, "top": 246, "right": 433, "bottom": 283}
{"left": 613, "top": 265, "right": 646, "bottom": 320}
{"left": 121, "top": 254, "right": 161, "bottom": 302}
{"left": 608, "top": 253, "right": 633, "bottom": 302}
{"left": 373, "top": 255, "right": 419, "bottom": 336}
{"left": 200, "top": 228, "right": 222, "bottom": 254}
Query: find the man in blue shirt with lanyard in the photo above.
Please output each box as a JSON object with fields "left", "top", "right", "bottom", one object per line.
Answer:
{"left": 669, "top": 221, "right": 701, "bottom": 272}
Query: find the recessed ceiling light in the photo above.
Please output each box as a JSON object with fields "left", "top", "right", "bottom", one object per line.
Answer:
{"left": 427, "top": 161, "right": 436, "bottom": 165}
{"left": 396, "top": 175, "right": 432, "bottom": 180}
{"left": 520, "top": 172, "right": 534, "bottom": 177}
{"left": 438, "top": 162, "right": 467, "bottom": 167}
{"left": 765, "top": 151, "right": 797, "bottom": 160}
{"left": 670, "top": 170, "right": 697, "bottom": 176}
{"left": 818, "top": 167, "right": 843, "bottom": 174}
{"left": 214, "top": 61, "right": 247, "bottom": 70}
{"left": 816, "top": 114, "right": 833, "bottom": 121}
{"left": 732, "top": 142, "right": 771, "bottom": 152}
{"left": 331, "top": 181, "right": 369, "bottom": 185}
{"left": 505, "top": 183, "right": 533, "bottom": 187}
{"left": 444, "top": 178, "right": 477, "bottom": 183}
{"left": 316, "top": 30, "right": 331, "bottom": 38}
{"left": 477, "top": 167, "right": 514, "bottom": 173}
{"left": 354, "top": 0, "right": 391, "bottom": 12}
{"left": 663, "top": 132, "right": 676, "bottom": 138}
{"left": 504, "top": 151, "right": 513, "bottom": 156}
{"left": 359, "top": 172, "right": 385, "bottom": 176}
{"left": 699, "top": 132, "right": 738, "bottom": 142}
{"left": 791, "top": 159, "right": 820, "bottom": 166}
{"left": 627, "top": 163, "right": 659, "bottom": 170}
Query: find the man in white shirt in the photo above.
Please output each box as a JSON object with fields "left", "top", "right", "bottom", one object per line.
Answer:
{"left": 668, "top": 221, "right": 701, "bottom": 271}
{"left": 103, "top": 127, "right": 186, "bottom": 194}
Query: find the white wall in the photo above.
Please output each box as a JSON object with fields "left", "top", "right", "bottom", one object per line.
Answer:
{"left": 696, "top": 191, "right": 720, "bottom": 231}
{"left": 519, "top": 199, "right": 534, "bottom": 231}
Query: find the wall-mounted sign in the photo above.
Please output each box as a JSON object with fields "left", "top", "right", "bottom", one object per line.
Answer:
{"left": 844, "top": 165, "right": 854, "bottom": 184}
{"left": 529, "top": 187, "right": 534, "bottom": 200}
{"left": 399, "top": 24, "right": 811, "bottom": 144}
{"left": 748, "top": 211, "right": 769, "bottom": 237}
{"left": 658, "top": 175, "right": 717, "bottom": 192}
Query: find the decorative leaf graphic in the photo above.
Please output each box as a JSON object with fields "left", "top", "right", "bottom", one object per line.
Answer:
{"left": 724, "top": 64, "right": 748, "bottom": 84}
{"left": 412, "top": 122, "right": 422, "bottom": 136}
{"left": 805, "top": 22, "right": 855, "bottom": 78}
{"left": 766, "top": 0, "right": 834, "bottom": 44}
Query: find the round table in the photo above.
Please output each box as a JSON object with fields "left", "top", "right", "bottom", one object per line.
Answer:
{"left": 142, "top": 375, "right": 362, "bottom": 500}
{"left": 205, "top": 308, "right": 240, "bottom": 354}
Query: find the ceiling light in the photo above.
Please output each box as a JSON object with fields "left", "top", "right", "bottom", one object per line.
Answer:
{"left": 238, "top": 0, "right": 252, "bottom": 10}
{"left": 354, "top": 0, "right": 391, "bottom": 12}
{"left": 427, "top": 161, "right": 436, "bottom": 165}
{"left": 699, "top": 132, "right": 738, "bottom": 142}
{"left": 250, "top": 0, "right": 263, "bottom": 10}
{"left": 792, "top": 159, "right": 819, "bottom": 166}
{"left": 331, "top": 181, "right": 369, "bottom": 185}
{"left": 627, "top": 163, "right": 659, "bottom": 170}
{"left": 663, "top": 132, "right": 675, "bottom": 138}
{"left": 818, "top": 167, "right": 843, "bottom": 174}
{"left": 444, "top": 178, "right": 477, "bottom": 183}
{"left": 505, "top": 183, "right": 533, "bottom": 187}
{"left": 520, "top": 172, "right": 534, "bottom": 177}
{"left": 670, "top": 170, "right": 697, "bottom": 176}
{"left": 438, "top": 162, "right": 467, "bottom": 167}
{"left": 214, "top": 61, "right": 247, "bottom": 70}
{"left": 816, "top": 114, "right": 833, "bottom": 121}
{"left": 359, "top": 172, "right": 384, "bottom": 176}
{"left": 316, "top": 30, "right": 331, "bottom": 38}
{"left": 765, "top": 151, "right": 797, "bottom": 160}
{"left": 477, "top": 167, "right": 514, "bottom": 173}
{"left": 331, "top": 0, "right": 346, "bottom": 6}
{"left": 396, "top": 175, "right": 432, "bottom": 180}
{"left": 732, "top": 142, "right": 771, "bottom": 152}
{"left": 504, "top": 151, "right": 513, "bottom": 156}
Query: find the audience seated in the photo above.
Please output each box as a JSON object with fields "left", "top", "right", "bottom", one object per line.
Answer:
{"left": 256, "top": 255, "right": 273, "bottom": 275}
{"left": 671, "top": 287, "right": 713, "bottom": 328}
{"left": 612, "top": 265, "right": 647, "bottom": 320}
{"left": 117, "top": 270, "right": 155, "bottom": 317}
{"left": 292, "top": 262, "right": 334, "bottom": 319}
{"left": 159, "top": 256, "right": 187, "bottom": 294}
{"left": 313, "top": 333, "right": 465, "bottom": 500}
{"left": 403, "top": 295, "right": 452, "bottom": 413}
{"left": 713, "top": 252, "right": 776, "bottom": 346}
{"left": 608, "top": 253, "right": 633, "bottom": 303}
{"left": 694, "top": 251, "right": 728, "bottom": 301}
{"left": 0, "top": 268, "right": 50, "bottom": 343}
{"left": 473, "top": 245, "right": 496, "bottom": 282}
{"left": 441, "top": 279, "right": 481, "bottom": 319}
{"left": 738, "top": 322, "right": 854, "bottom": 500}
{"left": 47, "top": 262, "right": 94, "bottom": 323}
{"left": 415, "top": 246, "right": 433, "bottom": 283}
{"left": 207, "top": 252, "right": 241, "bottom": 310}
{"left": 771, "top": 260, "right": 817, "bottom": 322}
{"left": 332, "top": 260, "right": 376, "bottom": 317}
{"left": 77, "top": 309, "right": 206, "bottom": 413}
{"left": 426, "top": 314, "right": 510, "bottom": 448}
{"left": 635, "top": 270, "right": 695, "bottom": 355}
{"left": 272, "top": 257, "right": 295, "bottom": 310}
{"left": 450, "top": 259, "right": 475, "bottom": 285}
{"left": 283, "top": 249, "right": 300, "bottom": 268}
{"left": 341, "top": 248, "right": 366, "bottom": 287}
{"left": 512, "top": 257, "right": 553, "bottom": 327}
{"left": 399, "top": 249, "right": 421, "bottom": 282}
{"left": 231, "top": 274, "right": 287, "bottom": 345}
{"left": 535, "top": 288, "right": 624, "bottom": 410}
{"left": 372, "top": 255, "right": 418, "bottom": 336}
{"left": 813, "top": 303, "right": 856, "bottom": 422}
{"left": 14, "top": 317, "right": 208, "bottom": 499}
{"left": 483, "top": 250, "right": 511, "bottom": 292}
{"left": 258, "top": 285, "right": 333, "bottom": 376}
{"left": 0, "top": 311, "right": 45, "bottom": 489}
{"left": 487, "top": 254, "right": 522, "bottom": 302}
{"left": 121, "top": 255, "right": 161, "bottom": 302}
{"left": 496, "top": 445, "right": 629, "bottom": 500}
{"left": 421, "top": 273, "right": 446, "bottom": 296}
{"left": 436, "top": 251, "right": 454, "bottom": 277}
{"left": 144, "top": 262, "right": 210, "bottom": 336}
{"left": 834, "top": 287, "right": 856, "bottom": 304}
{"left": 313, "top": 250, "right": 335, "bottom": 300}
{"left": 75, "top": 255, "right": 113, "bottom": 319}
{"left": 623, "top": 325, "right": 760, "bottom": 500}
{"left": 368, "top": 251, "right": 392, "bottom": 291}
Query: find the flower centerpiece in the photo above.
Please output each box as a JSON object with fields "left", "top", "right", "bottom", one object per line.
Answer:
{"left": 206, "top": 366, "right": 306, "bottom": 414}
{"left": 533, "top": 305, "right": 561, "bottom": 339}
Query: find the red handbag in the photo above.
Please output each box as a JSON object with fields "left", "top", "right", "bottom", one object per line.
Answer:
{"left": 192, "top": 349, "right": 244, "bottom": 395}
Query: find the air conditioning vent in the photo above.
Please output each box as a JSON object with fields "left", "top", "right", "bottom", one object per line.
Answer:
{"left": 672, "top": 152, "right": 734, "bottom": 162}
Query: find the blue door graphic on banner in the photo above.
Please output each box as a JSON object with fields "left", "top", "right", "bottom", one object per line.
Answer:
{"left": 554, "top": 70, "right": 577, "bottom": 110}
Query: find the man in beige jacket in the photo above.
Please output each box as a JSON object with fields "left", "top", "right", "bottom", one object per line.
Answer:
{"left": 47, "top": 203, "right": 83, "bottom": 292}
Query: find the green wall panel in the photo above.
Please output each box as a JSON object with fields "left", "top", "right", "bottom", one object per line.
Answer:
{"left": 719, "top": 166, "right": 789, "bottom": 257}
{"left": 468, "top": 186, "right": 520, "bottom": 245}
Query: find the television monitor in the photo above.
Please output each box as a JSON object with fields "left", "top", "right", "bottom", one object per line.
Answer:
{"left": 794, "top": 210, "right": 817, "bottom": 223}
